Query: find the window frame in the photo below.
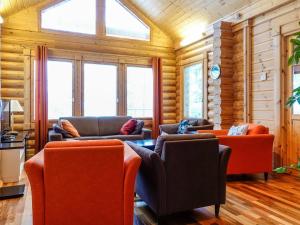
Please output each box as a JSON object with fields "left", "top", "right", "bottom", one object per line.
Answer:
{"left": 125, "top": 64, "right": 153, "bottom": 119}
{"left": 38, "top": 0, "right": 152, "bottom": 42}
{"left": 29, "top": 51, "right": 154, "bottom": 123}
{"left": 181, "top": 61, "right": 205, "bottom": 120}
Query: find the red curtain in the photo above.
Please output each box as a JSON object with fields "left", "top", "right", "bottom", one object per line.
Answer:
{"left": 35, "top": 46, "right": 48, "bottom": 153}
{"left": 152, "top": 57, "right": 162, "bottom": 138}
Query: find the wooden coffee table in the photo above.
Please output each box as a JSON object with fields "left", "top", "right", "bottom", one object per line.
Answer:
{"left": 130, "top": 139, "right": 156, "bottom": 150}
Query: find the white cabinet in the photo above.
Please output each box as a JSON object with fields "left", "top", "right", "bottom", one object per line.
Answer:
{"left": 0, "top": 148, "right": 25, "bottom": 182}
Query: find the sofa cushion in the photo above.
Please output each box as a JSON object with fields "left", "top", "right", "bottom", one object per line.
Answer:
{"left": 53, "top": 123, "right": 72, "bottom": 138}
{"left": 98, "top": 116, "right": 132, "bottom": 136}
{"left": 177, "top": 120, "right": 190, "bottom": 134}
{"left": 228, "top": 124, "right": 249, "bottom": 136}
{"left": 59, "top": 120, "right": 80, "bottom": 137}
{"left": 131, "top": 120, "right": 144, "bottom": 135}
{"left": 60, "top": 117, "right": 99, "bottom": 136}
{"left": 120, "top": 119, "right": 137, "bottom": 135}
{"left": 247, "top": 124, "right": 269, "bottom": 135}
{"left": 154, "top": 133, "right": 216, "bottom": 156}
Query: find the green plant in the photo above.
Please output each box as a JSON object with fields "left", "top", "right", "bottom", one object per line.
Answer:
{"left": 287, "top": 25, "right": 300, "bottom": 107}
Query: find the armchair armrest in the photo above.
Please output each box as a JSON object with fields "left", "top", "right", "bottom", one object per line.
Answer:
{"left": 48, "top": 130, "right": 63, "bottom": 142}
{"left": 159, "top": 123, "right": 179, "bottom": 134}
{"left": 218, "top": 145, "right": 231, "bottom": 204}
{"left": 126, "top": 141, "right": 167, "bottom": 215}
{"left": 123, "top": 143, "right": 141, "bottom": 225}
{"left": 24, "top": 151, "right": 45, "bottom": 225}
{"left": 198, "top": 129, "right": 228, "bottom": 136}
{"left": 141, "top": 128, "right": 152, "bottom": 139}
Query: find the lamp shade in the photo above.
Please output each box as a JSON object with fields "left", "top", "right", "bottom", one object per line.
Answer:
{"left": 10, "top": 100, "right": 23, "bottom": 112}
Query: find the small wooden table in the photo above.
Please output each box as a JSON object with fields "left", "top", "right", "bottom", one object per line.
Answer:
{"left": 130, "top": 139, "right": 156, "bottom": 150}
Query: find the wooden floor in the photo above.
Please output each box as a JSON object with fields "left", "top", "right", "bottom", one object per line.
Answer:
{"left": 1, "top": 174, "right": 300, "bottom": 225}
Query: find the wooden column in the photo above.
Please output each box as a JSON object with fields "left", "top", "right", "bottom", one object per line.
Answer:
{"left": 212, "top": 21, "right": 234, "bottom": 129}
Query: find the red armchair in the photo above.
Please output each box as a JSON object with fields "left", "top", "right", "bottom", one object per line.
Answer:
{"left": 198, "top": 124, "right": 274, "bottom": 179}
{"left": 25, "top": 140, "right": 141, "bottom": 225}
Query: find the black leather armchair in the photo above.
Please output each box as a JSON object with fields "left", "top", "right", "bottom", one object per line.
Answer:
{"left": 127, "top": 134, "right": 231, "bottom": 219}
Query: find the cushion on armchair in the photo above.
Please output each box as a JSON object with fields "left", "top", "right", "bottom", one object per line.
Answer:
{"left": 177, "top": 120, "right": 190, "bottom": 134}
{"left": 131, "top": 120, "right": 144, "bottom": 135}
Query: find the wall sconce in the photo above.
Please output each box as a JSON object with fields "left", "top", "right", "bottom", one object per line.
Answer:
{"left": 0, "top": 15, "right": 3, "bottom": 24}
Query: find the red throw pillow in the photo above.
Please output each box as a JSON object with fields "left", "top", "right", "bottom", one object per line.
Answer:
{"left": 120, "top": 119, "right": 137, "bottom": 135}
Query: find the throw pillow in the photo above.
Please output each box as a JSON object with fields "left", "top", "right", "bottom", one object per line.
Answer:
{"left": 131, "top": 120, "right": 144, "bottom": 135}
{"left": 53, "top": 123, "right": 73, "bottom": 138}
{"left": 120, "top": 119, "right": 137, "bottom": 135}
{"left": 177, "top": 120, "right": 191, "bottom": 134}
{"left": 188, "top": 120, "right": 198, "bottom": 126}
{"left": 161, "top": 131, "right": 169, "bottom": 136}
{"left": 59, "top": 119, "right": 80, "bottom": 137}
{"left": 228, "top": 124, "right": 249, "bottom": 136}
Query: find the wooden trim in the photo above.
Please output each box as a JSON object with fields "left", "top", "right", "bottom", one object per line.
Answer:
{"left": 243, "top": 19, "right": 253, "bottom": 123}
{"left": 23, "top": 48, "right": 31, "bottom": 130}
{"left": 203, "top": 52, "right": 208, "bottom": 120}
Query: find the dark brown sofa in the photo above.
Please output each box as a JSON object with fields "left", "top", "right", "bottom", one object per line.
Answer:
{"left": 48, "top": 116, "right": 152, "bottom": 141}
{"left": 127, "top": 134, "right": 231, "bottom": 220}
{"left": 159, "top": 118, "right": 214, "bottom": 134}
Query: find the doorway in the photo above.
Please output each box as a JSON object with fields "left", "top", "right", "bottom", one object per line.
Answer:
{"left": 285, "top": 36, "right": 300, "bottom": 166}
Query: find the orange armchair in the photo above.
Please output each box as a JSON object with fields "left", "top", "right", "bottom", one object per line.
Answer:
{"left": 25, "top": 140, "right": 141, "bottom": 225}
{"left": 198, "top": 124, "right": 274, "bottom": 179}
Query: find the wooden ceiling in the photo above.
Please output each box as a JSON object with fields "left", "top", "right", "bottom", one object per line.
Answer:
{"left": 130, "top": 0, "right": 255, "bottom": 41}
{"left": 1, "top": 0, "right": 255, "bottom": 42}
{"left": 0, "top": 0, "right": 44, "bottom": 16}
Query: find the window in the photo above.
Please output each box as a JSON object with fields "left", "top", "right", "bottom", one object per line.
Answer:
{"left": 84, "top": 63, "right": 118, "bottom": 116}
{"left": 293, "top": 65, "right": 300, "bottom": 114}
{"left": 183, "top": 63, "right": 203, "bottom": 118}
{"left": 41, "top": 0, "right": 96, "bottom": 34}
{"left": 105, "top": 0, "right": 150, "bottom": 41}
{"left": 47, "top": 60, "right": 73, "bottom": 119}
{"left": 127, "top": 66, "right": 153, "bottom": 117}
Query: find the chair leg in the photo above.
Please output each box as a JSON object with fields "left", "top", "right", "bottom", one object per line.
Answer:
{"left": 264, "top": 172, "right": 268, "bottom": 181}
{"left": 215, "top": 204, "right": 220, "bottom": 218}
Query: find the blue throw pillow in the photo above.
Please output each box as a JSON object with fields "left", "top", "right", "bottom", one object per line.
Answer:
{"left": 53, "top": 123, "right": 73, "bottom": 138}
{"left": 177, "top": 120, "right": 190, "bottom": 134}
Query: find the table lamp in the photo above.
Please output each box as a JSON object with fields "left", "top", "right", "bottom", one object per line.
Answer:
{"left": 5, "top": 100, "right": 24, "bottom": 132}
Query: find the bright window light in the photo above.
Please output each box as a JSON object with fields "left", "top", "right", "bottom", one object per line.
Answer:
{"left": 183, "top": 63, "right": 203, "bottom": 118}
{"left": 84, "top": 63, "right": 118, "bottom": 116}
{"left": 47, "top": 60, "right": 73, "bottom": 119}
{"left": 293, "top": 65, "right": 300, "bottom": 114}
{"left": 41, "top": 0, "right": 96, "bottom": 34}
{"left": 127, "top": 66, "right": 153, "bottom": 117}
{"left": 105, "top": 0, "right": 150, "bottom": 41}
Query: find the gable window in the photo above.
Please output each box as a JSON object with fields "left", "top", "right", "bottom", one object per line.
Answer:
{"left": 41, "top": 0, "right": 96, "bottom": 34}
{"left": 183, "top": 63, "right": 203, "bottom": 118}
{"left": 126, "top": 66, "right": 153, "bottom": 117}
{"left": 105, "top": 0, "right": 150, "bottom": 41}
